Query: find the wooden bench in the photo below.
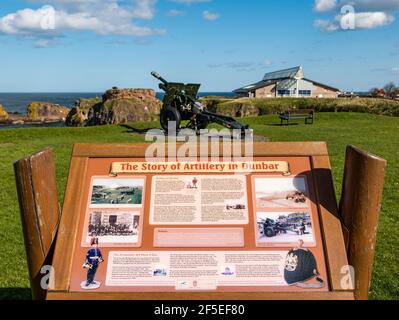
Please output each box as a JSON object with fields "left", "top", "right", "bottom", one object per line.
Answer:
{"left": 279, "top": 109, "right": 314, "bottom": 126}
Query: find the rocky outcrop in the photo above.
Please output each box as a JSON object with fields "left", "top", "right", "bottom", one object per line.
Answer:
{"left": 0, "top": 104, "right": 9, "bottom": 121}
{"left": 65, "top": 97, "right": 101, "bottom": 127}
{"left": 102, "top": 88, "right": 158, "bottom": 102}
{"left": 66, "top": 88, "right": 161, "bottom": 127}
{"left": 88, "top": 97, "right": 161, "bottom": 125}
{"left": 27, "top": 102, "right": 70, "bottom": 121}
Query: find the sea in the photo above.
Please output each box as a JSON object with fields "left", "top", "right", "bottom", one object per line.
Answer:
{"left": 0, "top": 92, "right": 235, "bottom": 115}
{"left": 0, "top": 92, "right": 234, "bottom": 129}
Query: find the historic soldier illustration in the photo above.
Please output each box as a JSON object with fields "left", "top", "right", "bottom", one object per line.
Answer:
{"left": 81, "top": 237, "right": 104, "bottom": 290}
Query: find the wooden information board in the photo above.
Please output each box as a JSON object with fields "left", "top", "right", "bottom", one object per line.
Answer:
{"left": 47, "top": 142, "right": 354, "bottom": 300}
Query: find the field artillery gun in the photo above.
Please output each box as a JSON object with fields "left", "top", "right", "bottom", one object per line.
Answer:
{"left": 151, "top": 72, "right": 250, "bottom": 135}
{"left": 258, "top": 218, "right": 304, "bottom": 238}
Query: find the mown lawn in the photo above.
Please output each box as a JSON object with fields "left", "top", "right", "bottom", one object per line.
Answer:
{"left": 0, "top": 112, "right": 398, "bottom": 300}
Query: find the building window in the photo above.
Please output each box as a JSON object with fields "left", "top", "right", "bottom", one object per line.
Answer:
{"left": 299, "top": 90, "right": 311, "bottom": 96}
{"left": 278, "top": 90, "right": 291, "bottom": 97}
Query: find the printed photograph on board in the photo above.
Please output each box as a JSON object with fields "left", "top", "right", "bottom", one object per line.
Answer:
{"left": 90, "top": 178, "right": 144, "bottom": 208}
{"left": 256, "top": 212, "right": 315, "bottom": 247}
{"left": 84, "top": 210, "right": 141, "bottom": 245}
{"left": 254, "top": 176, "right": 309, "bottom": 209}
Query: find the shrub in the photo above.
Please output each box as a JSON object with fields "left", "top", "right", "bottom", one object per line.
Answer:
{"left": 200, "top": 97, "right": 399, "bottom": 117}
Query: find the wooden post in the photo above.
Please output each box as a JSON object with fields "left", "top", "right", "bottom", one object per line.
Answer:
{"left": 14, "top": 149, "right": 61, "bottom": 300}
{"left": 339, "top": 145, "right": 387, "bottom": 300}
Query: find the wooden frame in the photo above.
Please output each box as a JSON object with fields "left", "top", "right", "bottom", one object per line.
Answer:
{"left": 14, "top": 148, "right": 61, "bottom": 300}
{"left": 47, "top": 142, "right": 353, "bottom": 300}
{"left": 339, "top": 146, "right": 387, "bottom": 300}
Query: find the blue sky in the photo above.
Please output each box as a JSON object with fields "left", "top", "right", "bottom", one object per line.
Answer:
{"left": 0, "top": 0, "right": 398, "bottom": 92}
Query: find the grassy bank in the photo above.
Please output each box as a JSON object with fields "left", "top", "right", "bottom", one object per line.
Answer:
{"left": 0, "top": 113, "right": 398, "bottom": 299}
{"left": 201, "top": 97, "right": 399, "bottom": 117}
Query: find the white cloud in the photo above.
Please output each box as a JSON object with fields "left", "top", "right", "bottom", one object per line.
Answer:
{"left": 313, "top": 0, "right": 397, "bottom": 31}
{"left": 314, "top": 0, "right": 399, "bottom": 12}
{"left": 261, "top": 59, "right": 273, "bottom": 67}
{"left": 315, "top": 11, "right": 395, "bottom": 31}
{"left": 208, "top": 59, "right": 273, "bottom": 71}
{"left": 0, "top": 0, "right": 164, "bottom": 45}
{"left": 34, "top": 39, "right": 52, "bottom": 48}
{"left": 349, "top": 12, "right": 395, "bottom": 29}
{"left": 314, "top": 0, "right": 337, "bottom": 12}
{"left": 166, "top": 9, "right": 185, "bottom": 17}
{"left": 314, "top": 19, "right": 340, "bottom": 31}
{"left": 340, "top": 0, "right": 399, "bottom": 12}
{"left": 172, "top": 0, "right": 212, "bottom": 4}
{"left": 202, "top": 10, "right": 220, "bottom": 21}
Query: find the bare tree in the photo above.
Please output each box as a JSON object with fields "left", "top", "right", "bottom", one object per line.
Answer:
{"left": 383, "top": 82, "right": 397, "bottom": 99}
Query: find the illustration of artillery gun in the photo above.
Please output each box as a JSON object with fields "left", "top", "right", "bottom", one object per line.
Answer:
{"left": 151, "top": 72, "right": 250, "bottom": 135}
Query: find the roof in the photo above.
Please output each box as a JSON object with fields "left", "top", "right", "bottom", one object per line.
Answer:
{"left": 233, "top": 66, "right": 340, "bottom": 94}
{"left": 234, "top": 66, "right": 304, "bottom": 93}
{"left": 263, "top": 66, "right": 303, "bottom": 81}
{"left": 304, "top": 78, "right": 340, "bottom": 92}
{"left": 233, "top": 80, "right": 278, "bottom": 94}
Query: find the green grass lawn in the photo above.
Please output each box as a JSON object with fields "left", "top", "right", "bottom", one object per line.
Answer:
{"left": 0, "top": 112, "right": 398, "bottom": 300}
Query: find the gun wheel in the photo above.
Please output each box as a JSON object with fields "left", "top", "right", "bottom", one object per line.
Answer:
{"left": 264, "top": 227, "right": 275, "bottom": 238}
{"left": 160, "top": 106, "right": 182, "bottom": 134}
{"left": 195, "top": 115, "right": 209, "bottom": 130}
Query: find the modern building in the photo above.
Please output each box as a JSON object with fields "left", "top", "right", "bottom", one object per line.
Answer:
{"left": 233, "top": 66, "right": 340, "bottom": 98}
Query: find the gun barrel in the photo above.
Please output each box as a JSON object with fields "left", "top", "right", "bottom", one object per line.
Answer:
{"left": 151, "top": 71, "right": 168, "bottom": 85}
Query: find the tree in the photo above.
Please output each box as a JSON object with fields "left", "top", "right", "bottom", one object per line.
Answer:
{"left": 383, "top": 82, "right": 397, "bottom": 99}
{"left": 369, "top": 88, "right": 385, "bottom": 98}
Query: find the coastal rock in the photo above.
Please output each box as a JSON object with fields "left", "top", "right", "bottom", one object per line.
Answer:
{"left": 87, "top": 95, "right": 161, "bottom": 126}
{"left": 102, "top": 88, "right": 158, "bottom": 102}
{"left": 66, "top": 88, "right": 161, "bottom": 126}
{"left": 65, "top": 97, "right": 101, "bottom": 127}
{"left": 27, "top": 102, "right": 70, "bottom": 121}
{"left": 0, "top": 104, "right": 9, "bottom": 121}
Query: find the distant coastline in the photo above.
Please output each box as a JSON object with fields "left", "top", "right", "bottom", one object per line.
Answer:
{"left": 0, "top": 92, "right": 235, "bottom": 115}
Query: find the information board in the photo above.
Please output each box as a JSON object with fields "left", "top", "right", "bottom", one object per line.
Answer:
{"left": 48, "top": 143, "right": 353, "bottom": 300}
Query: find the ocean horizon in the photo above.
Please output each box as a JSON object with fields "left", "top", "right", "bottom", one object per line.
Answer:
{"left": 0, "top": 92, "right": 235, "bottom": 114}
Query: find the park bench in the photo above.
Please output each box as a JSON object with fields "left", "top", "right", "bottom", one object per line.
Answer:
{"left": 279, "top": 109, "right": 314, "bottom": 126}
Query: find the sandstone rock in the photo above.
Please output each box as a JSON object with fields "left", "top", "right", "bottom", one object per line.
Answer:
{"left": 102, "top": 88, "right": 157, "bottom": 102}
{"left": 27, "top": 102, "right": 70, "bottom": 121}
{"left": 87, "top": 97, "right": 161, "bottom": 126}
{"left": 66, "top": 88, "right": 161, "bottom": 127}
{"left": 65, "top": 97, "right": 101, "bottom": 127}
{"left": 0, "top": 104, "right": 9, "bottom": 121}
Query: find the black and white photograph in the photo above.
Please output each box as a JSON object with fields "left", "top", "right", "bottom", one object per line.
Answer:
{"left": 85, "top": 210, "right": 141, "bottom": 245}
{"left": 153, "top": 267, "right": 168, "bottom": 277}
{"left": 256, "top": 212, "right": 315, "bottom": 246}
{"left": 90, "top": 177, "right": 144, "bottom": 208}
{"left": 254, "top": 177, "right": 309, "bottom": 209}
